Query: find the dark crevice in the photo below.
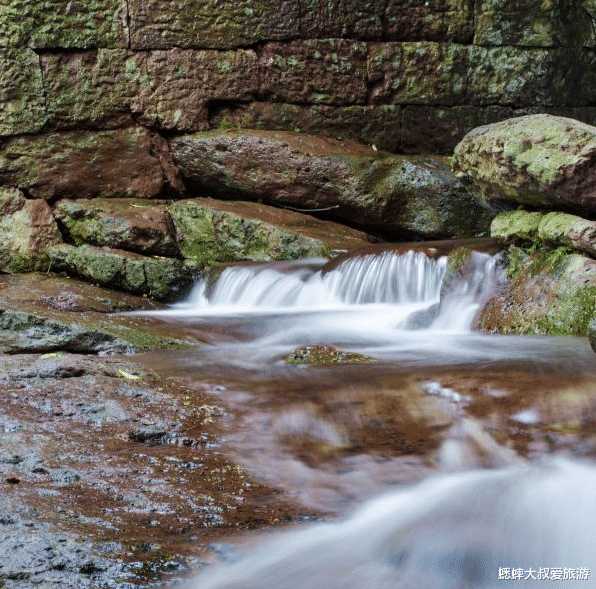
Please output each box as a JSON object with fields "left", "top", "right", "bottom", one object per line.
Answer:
{"left": 125, "top": 0, "right": 132, "bottom": 50}
{"left": 30, "top": 47, "right": 100, "bottom": 56}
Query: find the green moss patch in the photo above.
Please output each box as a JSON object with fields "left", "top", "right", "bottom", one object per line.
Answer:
{"left": 285, "top": 345, "right": 374, "bottom": 365}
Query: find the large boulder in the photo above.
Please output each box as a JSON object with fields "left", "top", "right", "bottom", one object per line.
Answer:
{"left": 0, "top": 188, "right": 62, "bottom": 273}
{"left": 167, "top": 198, "right": 374, "bottom": 265}
{"left": 171, "top": 130, "right": 496, "bottom": 240}
{"left": 453, "top": 114, "right": 596, "bottom": 216}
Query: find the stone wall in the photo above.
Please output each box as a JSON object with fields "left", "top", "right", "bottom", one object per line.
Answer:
{"left": 2, "top": 0, "right": 596, "bottom": 153}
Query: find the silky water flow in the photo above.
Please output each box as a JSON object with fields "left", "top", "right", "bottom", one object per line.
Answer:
{"left": 136, "top": 248, "right": 596, "bottom": 589}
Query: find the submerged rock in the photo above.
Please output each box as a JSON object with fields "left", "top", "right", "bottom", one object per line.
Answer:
{"left": 171, "top": 129, "right": 495, "bottom": 240}
{"left": 0, "top": 187, "right": 62, "bottom": 273}
{"left": 285, "top": 345, "right": 374, "bottom": 365}
{"left": 167, "top": 197, "right": 374, "bottom": 265}
{"left": 453, "top": 114, "right": 596, "bottom": 216}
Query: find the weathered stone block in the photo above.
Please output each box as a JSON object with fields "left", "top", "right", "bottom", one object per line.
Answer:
{"left": 0, "top": 0, "right": 128, "bottom": 49}
{"left": 0, "top": 128, "right": 184, "bottom": 200}
{"left": 54, "top": 199, "right": 180, "bottom": 256}
{"left": 132, "top": 49, "right": 259, "bottom": 130}
{"left": 299, "top": 0, "right": 384, "bottom": 39}
{"left": 0, "top": 49, "right": 47, "bottom": 135}
{"left": 474, "top": 0, "right": 596, "bottom": 48}
{"left": 367, "top": 42, "right": 468, "bottom": 105}
{"left": 129, "top": 0, "right": 300, "bottom": 49}
{"left": 41, "top": 49, "right": 137, "bottom": 130}
{"left": 467, "top": 46, "right": 596, "bottom": 107}
{"left": 47, "top": 244, "right": 198, "bottom": 300}
{"left": 0, "top": 188, "right": 62, "bottom": 273}
{"left": 259, "top": 40, "right": 368, "bottom": 105}
{"left": 41, "top": 48, "right": 259, "bottom": 132}
{"left": 384, "top": 0, "right": 474, "bottom": 43}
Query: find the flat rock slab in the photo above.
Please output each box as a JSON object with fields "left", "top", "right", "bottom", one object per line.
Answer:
{"left": 453, "top": 114, "right": 596, "bottom": 216}
{"left": 171, "top": 129, "right": 495, "bottom": 239}
{"left": 0, "top": 273, "right": 197, "bottom": 353}
{"left": 0, "top": 352, "right": 306, "bottom": 587}
{"left": 167, "top": 197, "right": 375, "bottom": 265}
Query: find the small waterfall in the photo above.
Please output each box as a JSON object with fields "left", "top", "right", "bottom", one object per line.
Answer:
{"left": 172, "top": 249, "right": 500, "bottom": 333}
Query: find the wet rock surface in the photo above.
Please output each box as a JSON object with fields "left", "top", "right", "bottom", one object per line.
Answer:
{"left": 0, "top": 352, "right": 308, "bottom": 588}
{"left": 478, "top": 246, "right": 596, "bottom": 336}
{"left": 2, "top": 273, "right": 596, "bottom": 587}
{"left": 0, "top": 273, "right": 197, "bottom": 353}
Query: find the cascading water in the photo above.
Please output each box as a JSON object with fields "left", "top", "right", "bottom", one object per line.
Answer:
{"left": 186, "top": 458, "right": 596, "bottom": 589}
{"left": 134, "top": 245, "right": 596, "bottom": 589}
{"left": 167, "top": 249, "right": 499, "bottom": 334}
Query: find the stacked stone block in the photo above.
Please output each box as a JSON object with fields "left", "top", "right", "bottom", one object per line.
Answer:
{"left": 0, "top": 0, "right": 595, "bottom": 152}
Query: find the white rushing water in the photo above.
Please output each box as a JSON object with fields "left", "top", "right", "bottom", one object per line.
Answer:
{"left": 165, "top": 250, "right": 499, "bottom": 334}
{"left": 146, "top": 247, "right": 596, "bottom": 589}
{"left": 187, "top": 458, "right": 596, "bottom": 589}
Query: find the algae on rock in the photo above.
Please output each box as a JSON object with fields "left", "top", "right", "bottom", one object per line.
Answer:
{"left": 479, "top": 246, "right": 596, "bottom": 336}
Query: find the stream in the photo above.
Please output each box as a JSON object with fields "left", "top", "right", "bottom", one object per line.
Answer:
{"left": 130, "top": 245, "right": 596, "bottom": 588}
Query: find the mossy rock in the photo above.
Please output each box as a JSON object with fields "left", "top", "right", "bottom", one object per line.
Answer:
{"left": 453, "top": 115, "right": 596, "bottom": 217}
{"left": 479, "top": 246, "right": 596, "bottom": 336}
{"left": 285, "top": 345, "right": 374, "bottom": 365}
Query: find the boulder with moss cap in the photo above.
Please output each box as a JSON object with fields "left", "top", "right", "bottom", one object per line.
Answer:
{"left": 453, "top": 114, "right": 596, "bottom": 216}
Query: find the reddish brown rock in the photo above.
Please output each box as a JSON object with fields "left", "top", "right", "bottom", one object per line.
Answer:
{"left": 0, "top": 188, "right": 62, "bottom": 273}
{"left": 171, "top": 129, "right": 496, "bottom": 239}
{"left": 384, "top": 0, "right": 474, "bottom": 43}
{"left": 53, "top": 199, "right": 180, "bottom": 256}
{"left": 128, "top": 0, "right": 299, "bottom": 49}
{"left": 259, "top": 40, "right": 368, "bottom": 105}
{"left": 368, "top": 42, "right": 468, "bottom": 106}
{"left": 131, "top": 49, "right": 259, "bottom": 131}
{"left": 209, "top": 102, "right": 402, "bottom": 152}
{"left": 0, "top": 127, "right": 184, "bottom": 200}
